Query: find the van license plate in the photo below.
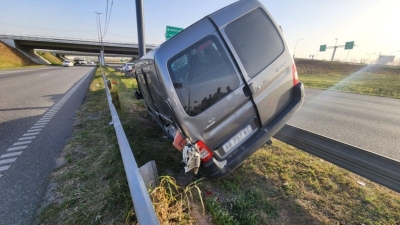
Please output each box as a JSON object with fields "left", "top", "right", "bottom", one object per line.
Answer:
{"left": 222, "top": 125, "right": 252, "bottom": 153}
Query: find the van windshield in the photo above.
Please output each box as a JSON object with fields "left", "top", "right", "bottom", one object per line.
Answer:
{"left": 168, "top": 35, "right": 239, "bottom": 116}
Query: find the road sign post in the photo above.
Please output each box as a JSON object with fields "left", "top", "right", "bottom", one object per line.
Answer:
{"left": 165, "top": 26, "right": 183, "bottom": 40}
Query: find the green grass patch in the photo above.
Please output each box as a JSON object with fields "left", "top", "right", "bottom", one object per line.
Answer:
{"left": 296, "top": 59, "right": 400, "bottom": 98}
{"left": 36, "top": 51, "right": 63, "bottom": 65}
{"left": 38, "top": 66, "right": 400, "bottom": 225}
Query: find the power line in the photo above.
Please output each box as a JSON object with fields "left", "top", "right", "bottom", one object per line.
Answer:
{"left": 0, "top": 22, "right": 95, "bottom": 33}
{"left": 103, "top": 0, "right": 114, "bottom": 38}
{"left": 104, "top": 0, "right": 108, "bottom": 37}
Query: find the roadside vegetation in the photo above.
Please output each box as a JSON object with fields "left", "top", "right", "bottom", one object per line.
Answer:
{"left": 38, "top": 66, "right": 400, "bottom": 225}
{"left": 0, "top": 41, "right": 37, "bottom": 69}
{"left": 296, "top": 59, "right": 400, "bottom": 98}
{"left": 36, "top": 51, "right": 63, "bottom": 65}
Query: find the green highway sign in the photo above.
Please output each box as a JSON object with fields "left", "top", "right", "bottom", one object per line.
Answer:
{"left": 345, "top": 41, "right": 354, "bottom": 50}
{"left": 166, "top": 26, "right": 183, "bottom": 40}
{"left": 319, "top": 44, "right": 327, "bottom": 52}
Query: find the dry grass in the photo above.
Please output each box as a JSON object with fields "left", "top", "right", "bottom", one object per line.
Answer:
{"left": 36, "top": 51, "right": 63, "bottom": 65}
{"left": 0, "top": 41, "right": 37, "bottom": 69}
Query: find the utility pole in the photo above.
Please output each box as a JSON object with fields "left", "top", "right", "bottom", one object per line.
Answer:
{"left": 94, "top": 12, "right": 105, "bottom": 66}
{"left": 135, "top": 0, "right": 146, "bottom": 57}
{"left": 331, "top": 38, "right": 338, "bottom": 61}
{"left": 293, "top": 38, "right": 303, "bottom": 58}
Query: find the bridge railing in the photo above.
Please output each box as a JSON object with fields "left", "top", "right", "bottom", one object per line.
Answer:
{"left": 0, "top": 34, "right": 159, "bottom": 48}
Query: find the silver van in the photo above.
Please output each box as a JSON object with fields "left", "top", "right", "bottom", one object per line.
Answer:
{"left": 134, "top": 0, "right": 304, "bottom": 178}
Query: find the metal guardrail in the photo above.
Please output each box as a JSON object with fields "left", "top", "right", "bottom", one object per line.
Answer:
{"left": 275, "top": 125, "right": 400, "bottom": 193}
{"left": 0, "top": 34, "right": 159, "bottom": 48}
{"left": 101, "top": 68, "right": 159, "bottom": 225}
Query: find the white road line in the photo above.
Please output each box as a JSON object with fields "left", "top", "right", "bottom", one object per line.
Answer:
{"left": 8, "top": 146, "right": 28, "bottom": 151}
{"left": 23, "top": 132, "right": 39, "bottom": 136}
{"left": 39, "top": 119, "right": 50, "bottom": 122}
{"left": 31, "top": 125, "right": 45, "bottom": 129}
{"left": 35, "top": 122, "right": 48, "bottom": 126}
{"left": 13, "top": 141, "right": 32, "bottom": 146}
{"left": 0, "top": 158, "right": 17, "bottom": 165}
{"left": 39, "top": 73, "right": 49, "bottom": 76}
{"left": 22, "top": 132, "right": 39, "bottom": 137}
{"left": 46, "top": 112, "right": 56, "bottom": 114}
{"left": 27, "top": 129, "right": 42, "bottom": 132}
{"left": 19, "top": 136, "right": 36, "bottom": 141}
{"left": 0, "top": 174, "right": 2, "bottom": 178}
{"left": 43, "top": 115, "right": 53, "bottom": 118}
{"left": 1, "top": 152, "right": 23, "bottom": 158}
{"left": 0, "top": 165, "right": 11, "bottom": 172}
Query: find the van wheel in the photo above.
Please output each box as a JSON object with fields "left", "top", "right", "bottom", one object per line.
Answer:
{"left": 134, "top": 91, "right": 143, "bottom": 100}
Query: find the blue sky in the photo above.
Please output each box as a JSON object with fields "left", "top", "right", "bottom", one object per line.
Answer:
{"left": 1, "top": 0, "right": 399, "bottom": 62}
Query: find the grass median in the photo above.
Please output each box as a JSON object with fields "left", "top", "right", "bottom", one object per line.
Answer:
{"left": 38, "top": 67, "right": 400, "bottom": 225}
{"left": 296, "top": 59, "right": 400, "bottom": 98}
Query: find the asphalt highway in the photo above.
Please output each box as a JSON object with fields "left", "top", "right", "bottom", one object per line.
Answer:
{"left": 288, "top": 88, "right": 400, "bottom": 161}
{"left": 0, "top": 65, "right": 95, "bottom": 225}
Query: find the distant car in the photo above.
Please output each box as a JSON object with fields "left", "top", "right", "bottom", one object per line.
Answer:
{"left": 134, "top": 0, "right": 304, "bottom": 178}
{"left": 79, "top": 59, "right": 87, "bottom": 65}
{"left": 62, "top": 60, "right": 73, "bottom": 67}
{"left": 122, "top": 63, "right": 135, "bottom": 72}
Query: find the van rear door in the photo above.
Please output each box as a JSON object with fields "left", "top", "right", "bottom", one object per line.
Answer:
{"left": 210, "top": 1, "right": 294, "bottom": 127}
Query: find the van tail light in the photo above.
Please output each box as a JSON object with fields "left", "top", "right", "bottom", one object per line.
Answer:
{"left": 195, "top": 141, "right": 213, "bottom": 162}
{"left": 292, "top": 64, "right": 299, "bottom": 86}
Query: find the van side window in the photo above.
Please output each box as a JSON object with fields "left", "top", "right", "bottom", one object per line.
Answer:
{"left": 168, "top": 36, "right": 239, "bottom": 116}
{"left": 225, "top": 8, "right": 284, "bottom": 78}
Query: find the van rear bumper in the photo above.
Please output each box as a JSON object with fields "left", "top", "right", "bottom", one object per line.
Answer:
{"left": 200, "top": 82, "right": 305, "bottom": 179}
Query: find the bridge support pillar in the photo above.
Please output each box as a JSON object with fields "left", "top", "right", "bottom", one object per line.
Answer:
{"left": 100, "top": 50, "right": 105, "bottom": 66}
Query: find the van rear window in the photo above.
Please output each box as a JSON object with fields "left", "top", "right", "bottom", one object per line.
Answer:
{"left": 225, "top": 8, "right": 284, "bottom": 78}
{"left": 168, "top": 35, "right": 239, "bottom": 116}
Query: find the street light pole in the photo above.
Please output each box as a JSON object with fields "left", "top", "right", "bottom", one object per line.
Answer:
{"left": 293, "top": 38, "right": 303, "bottom": 58}
{"left": 94, "top": 12, "right": 105, "bottom": 66}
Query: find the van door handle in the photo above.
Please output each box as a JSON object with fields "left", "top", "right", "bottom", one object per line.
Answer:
{"left": 249, "top": 83, "right": 257, "bottom": 95}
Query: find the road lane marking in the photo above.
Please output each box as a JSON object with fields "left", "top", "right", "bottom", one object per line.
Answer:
{"left": 1, "top": 67, "right": 94, "bottom": 178}
{"left": 1, "top": 152, "right": 23, "bottom": 158}
{"left": 39, "top": 73, "right": 49, "bottom": 76}
{"left": 0, "top": 158, "right": 17, "bottom": 165}
{"left": 27, "top": 129, "right": 42, "bottom": 132}
{"left": 0, "top": 165, "right": 11, "bottom": 172}
{"left": 19, "top": 136, "right": 36, "bottom": 141}
{"left": 23, "top": 132, "right": 39, "bottom": 136}
{"left": 7, "top": 146, "right": 28, "bottom": 151}
{"left": 32, "top": 125, "right": 45, "bottom": 129}
{"left": 13, "top": 141, "right": 32, "bottom": 146}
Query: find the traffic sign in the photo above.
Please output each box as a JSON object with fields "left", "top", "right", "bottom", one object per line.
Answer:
{"left": 345, "top": 41, "right": 354, "bottom": 50}
{"left": 319, "top": 45, "right": 327, "bottom": 52}
{"left": 166, "top": 26, "right": 183, "bottom": 40}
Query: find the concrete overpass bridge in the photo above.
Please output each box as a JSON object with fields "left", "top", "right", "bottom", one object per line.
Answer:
{"left": 0, "top": 34, "right": 158, "bottom": 64}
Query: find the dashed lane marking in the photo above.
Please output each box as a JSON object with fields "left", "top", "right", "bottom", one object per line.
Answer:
{"left": 0, "top": 158, "right": 17, "bottom": 165}
{"left": 0, "top": 68, "right": 94, "bottom": 177}
{"left": 18, "top": 136, "right": 36, "bottom": 141}
{"left": 13, "top": 141, "right": 32, "bottom": 146}
{"left": 1, "top": 152, "right": 23, "bottom": 158}
{"left": 7, "top": 146, "right": 28, "bottom": 151}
